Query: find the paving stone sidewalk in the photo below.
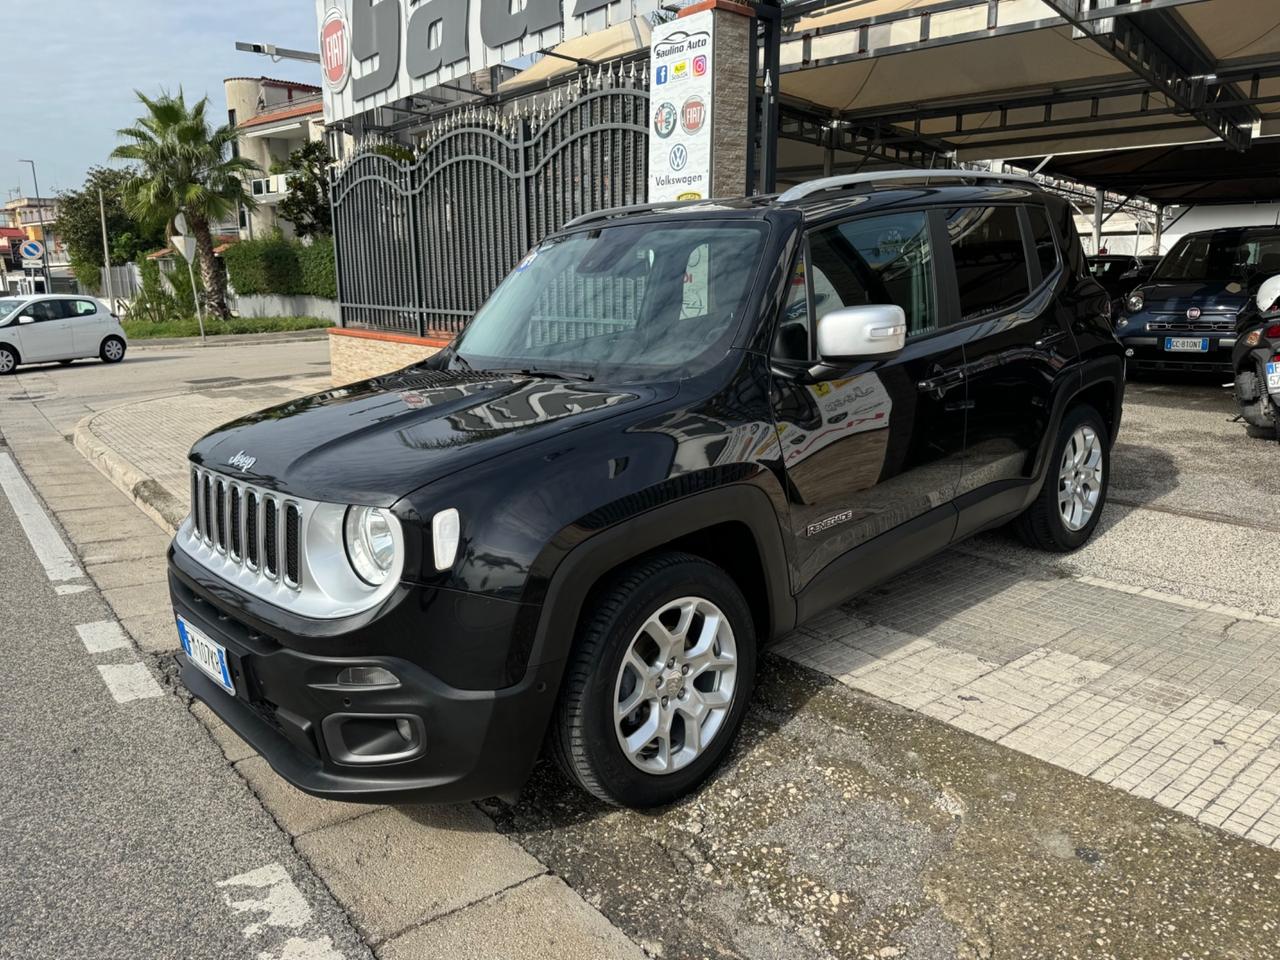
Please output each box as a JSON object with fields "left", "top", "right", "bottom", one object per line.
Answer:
{"left": 68, "top": 386, "right": 1280, "bottom": 859}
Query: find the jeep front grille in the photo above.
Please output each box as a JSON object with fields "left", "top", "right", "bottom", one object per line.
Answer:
{"left": 1146, "top": 319, "right": 1234, "bottom": 333}
{"left": 190, "top": 466, "right": 302, "bottom": 589}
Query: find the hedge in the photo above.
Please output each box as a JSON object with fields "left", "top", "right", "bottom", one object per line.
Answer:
{"left": 224, "top": 234, "right": 336, "bottom": 300}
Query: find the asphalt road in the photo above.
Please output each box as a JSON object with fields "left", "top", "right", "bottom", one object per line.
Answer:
{"left": 0, "top": 441, "right": 368, "bottom": 960}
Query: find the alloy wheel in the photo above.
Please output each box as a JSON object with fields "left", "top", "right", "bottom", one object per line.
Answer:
{"left": 613, "top": 596, "right": 738, "bottom": 775}
{"left": 1058, "top": 424, "right": 1103, "bottom": 532}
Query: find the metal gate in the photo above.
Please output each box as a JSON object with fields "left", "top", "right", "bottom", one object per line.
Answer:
{"left": 330, "top": 60, "right": 650, "bottom": 338}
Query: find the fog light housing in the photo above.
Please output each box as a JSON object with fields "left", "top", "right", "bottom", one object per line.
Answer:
{"left": 335, "top": 665, "right": 399, "bottom": 688}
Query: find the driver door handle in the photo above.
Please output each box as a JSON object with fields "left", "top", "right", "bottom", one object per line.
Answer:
{"left": 917, "top": 367, "right": 964, "bottom": 399}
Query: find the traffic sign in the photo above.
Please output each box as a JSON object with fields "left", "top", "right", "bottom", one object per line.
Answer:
{"left": 19, "top": 239, "right": 44, "bottom": 260}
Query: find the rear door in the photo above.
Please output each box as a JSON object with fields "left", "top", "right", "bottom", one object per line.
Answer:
{"left": 67, "top": 298, "right": 108, "bottom": 356}
{"left": 770, "top": 207, "right": 968, "bottom": 604}
{"left": 950, "top": 203, "right": 1079, "bottom": 537}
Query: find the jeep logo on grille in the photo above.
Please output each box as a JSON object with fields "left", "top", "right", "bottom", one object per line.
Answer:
{"left": 227, "top": 450, "right": 258, "bottom": 472}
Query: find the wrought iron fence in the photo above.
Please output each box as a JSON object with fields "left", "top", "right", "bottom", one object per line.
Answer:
{"left": 330, "top": 60, "right": 650, "bottom": 338}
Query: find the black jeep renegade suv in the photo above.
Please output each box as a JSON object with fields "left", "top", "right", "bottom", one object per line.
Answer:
{"left": 169, "top": 172, "right": 1123, "bottom": 808}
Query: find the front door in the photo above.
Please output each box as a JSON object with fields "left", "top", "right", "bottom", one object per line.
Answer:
{"left": 770, "top": 208, "right": 967, "bottom": 603}
{"left": 15, "top": 299, "right": 75, "bottom": 362}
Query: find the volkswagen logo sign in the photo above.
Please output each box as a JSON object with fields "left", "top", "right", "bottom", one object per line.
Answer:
{"left": 1186, "top": 306, "right": 1202, "bottom": 321}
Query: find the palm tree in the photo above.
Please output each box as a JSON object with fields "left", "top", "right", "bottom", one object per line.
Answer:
{"left": 112, "top": 90, "right": 260, "bottom": 319}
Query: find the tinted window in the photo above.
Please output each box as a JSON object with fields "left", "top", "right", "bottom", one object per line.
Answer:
{"left": 1028, "top": 207, "right": 1059, "bottom": 280}
{"left": 773, "top": 252, "right": 810, "bottom": 361}
{"left": 946, "top": 207, "right": 1031, "bottom": 320}
{"left": 1154, "top": 232, "right": 1280, "bottom": 283}
{"left": 806, "top": 211, "right": 937, "bottom": 339}
{"left": 26, "top": 300, "right": 61, "bottom": 322}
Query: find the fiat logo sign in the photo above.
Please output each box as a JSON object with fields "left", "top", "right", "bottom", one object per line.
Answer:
{"left": 1186, "top": 306, "right": 1202, "bottom": 321}
{"left": 321, "top": 7, "right": 351, "bottom": 92}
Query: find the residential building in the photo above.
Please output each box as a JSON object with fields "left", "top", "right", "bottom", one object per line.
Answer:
{"left": 224, "top": 76, "right": 326, "bottom": 240}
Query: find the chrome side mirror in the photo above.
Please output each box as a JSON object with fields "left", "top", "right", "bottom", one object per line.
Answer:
{"left": 811, "top": 305, "right": 906, "bottom": 379}
{"left": 1257, "top": 275, "right": 1280, "bottom": 316}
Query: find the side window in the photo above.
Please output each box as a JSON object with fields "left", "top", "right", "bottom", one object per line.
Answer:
{"left": 806, "top": 211, "right": 938, "bottom": 339}
{"left": 72, "top": 300, "right": 99, "bottom": 316}
{"left": 945, "top": 206, "right": 1031, "bottom": 320}
{"left": 773, "top": 251, "right": 810, "bottom": 361}
{"left": 27, "top": 300, "right": 59, "bottom": 322}
{"left": 1027, "top": 207, "right": 1059, "bottom": 281}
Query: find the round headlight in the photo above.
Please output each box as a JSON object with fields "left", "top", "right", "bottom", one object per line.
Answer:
{"left": 1126, "top": 292, "right": 1145, "bottom": 313}
{"left": 344, "top": 506, "right": 398, "bottom": 586}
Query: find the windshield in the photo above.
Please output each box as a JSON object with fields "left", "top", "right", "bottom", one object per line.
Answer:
{"left": 1090, "top": 259, "right": 1133, "bottom": 282}
{"left": 0, "top": 297, "right": 26, "bottom": 323}
{"left": 451, "top": 220, "right": 769, "bottom": 382}
{"left": 1152, "top": 232, "right": 1280, "bottom": 283}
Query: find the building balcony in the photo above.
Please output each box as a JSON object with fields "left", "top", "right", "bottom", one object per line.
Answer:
{"left": 250, "top": 174, "right": 290, "bottom": 203}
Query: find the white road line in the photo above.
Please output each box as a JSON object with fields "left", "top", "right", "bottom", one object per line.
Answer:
{"left": 0, "top": 452, "right": 84, "bottom": 583}
{"left": 97, "top": 663, "right": 163, "bottom": 703}
{"left": 76, "top": 621, "right": 130, "bottom": 654}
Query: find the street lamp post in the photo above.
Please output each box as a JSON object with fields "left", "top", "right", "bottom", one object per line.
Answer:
{"left": 18, "top": 159, "right": 52, "bottom": 291}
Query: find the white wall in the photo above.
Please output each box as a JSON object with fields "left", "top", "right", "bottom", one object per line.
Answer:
{"left": 1075, "top": 204, "right": 1280, "bottom": 257}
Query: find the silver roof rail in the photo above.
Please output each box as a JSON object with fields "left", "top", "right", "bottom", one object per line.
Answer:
{"left": 563, "top": 199, "right": 706, "bottom": 230}
{"left": 776, "top": 170, "right": 1040, "bottom": 204}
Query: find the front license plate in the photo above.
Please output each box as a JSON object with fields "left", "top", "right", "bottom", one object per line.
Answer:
{"left": 1165, "top": 337, "right": 1209, "bottom": 353}
{"left": 177, "top": 616, "right": 235, "bottom": 695}
{"left": 1267, "top": 362, "right": 1280, "bottom": 396}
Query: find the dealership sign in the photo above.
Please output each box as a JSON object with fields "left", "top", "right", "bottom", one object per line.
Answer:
{"left": 648, "top": 10, "right": 713, "bottom": 203}
{"left": 316, "top": 0, "right": 659, "bottom": 122}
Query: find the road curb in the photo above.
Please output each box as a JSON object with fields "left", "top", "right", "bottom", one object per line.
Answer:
{"left": 129, "top": 329, "right": 332, "bottom": 350}
{"left": 73, "top": 411, "right": 182, "bottom": 535}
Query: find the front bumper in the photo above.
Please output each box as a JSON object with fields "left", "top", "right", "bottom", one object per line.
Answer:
{"left": 1119, "top": 330, "right": 1236, "bottom": 371}
{"left": 169, "top": 562, "right": 562, "bottom": 803}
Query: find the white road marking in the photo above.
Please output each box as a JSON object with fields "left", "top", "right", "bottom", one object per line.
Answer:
{"left": 55, "top": 583, "right": 90, "bottom": 595}
{"left": 218, "top": 864, "right": 312, "bottom": 938}
{"left": 97, "top": 663, "right": 163, "bottom": 703}
{"left": 76, "top": 621, "right": 130, "bottom": 654}
{"left": 0, "top": 452, "right": 84, "bottom": 583}
{"left": 259, "top": 936, "right": 345, "bottom": 960}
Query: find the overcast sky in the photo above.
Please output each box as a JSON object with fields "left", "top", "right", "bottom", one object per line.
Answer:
{"left": 0, "top": 0, "right": 322, "bottom": 199}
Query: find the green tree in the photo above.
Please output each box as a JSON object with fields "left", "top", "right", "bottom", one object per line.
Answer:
{"left": 278, "top": 140, "right": 334, "bottom": 239}
{"left": 111, "top": 90, "right": 260, "bottom": 319}
{"left": 54, "top": 166, "right": 163, "bottom": 293}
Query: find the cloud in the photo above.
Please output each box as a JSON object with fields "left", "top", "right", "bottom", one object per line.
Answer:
{"left": 0, "top": 0, "right": 322, "bottom": 195}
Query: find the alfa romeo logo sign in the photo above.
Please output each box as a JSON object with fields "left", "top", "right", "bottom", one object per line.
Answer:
{"left": 321, "top": 7, "right": 351, "bottom": 92}
{"left": 653, "top": 102, "right": 678, "bottom": 139}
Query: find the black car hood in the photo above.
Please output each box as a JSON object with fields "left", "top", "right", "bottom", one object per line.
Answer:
{"left": 190, "top": 367, "right": 675, "bottom": 506}
{"left": 1136, "top": 280, "right": 1249, "bottom": 313}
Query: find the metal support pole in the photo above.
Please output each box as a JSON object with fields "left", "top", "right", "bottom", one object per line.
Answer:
{"left": 98, "top": 188, "right": 114, "bottom": 308}
{"left": 1093, "top": 187, "right": 1104, "bottom": 256}
{"left": 19, "top": 160, "right": 51, "bottom": 290}
{"left": 1152, "top": 205, "right": 1164, "bottom": 256}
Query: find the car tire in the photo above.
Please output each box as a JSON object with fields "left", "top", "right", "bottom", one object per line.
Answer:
{"left": 551, "top": 551, "right": 757, "bottom": 807}
{"left": 0, "top": 344, "right": 17, "bottom": 375}
{"left": 1245, "top": 423, "right": 1278, "bottom": 441}
{"left": 1016, "top": 404, "right": 1110, "bottom": 552}
{"left": 100, "top": 336, "right": 126, "bottom": 364}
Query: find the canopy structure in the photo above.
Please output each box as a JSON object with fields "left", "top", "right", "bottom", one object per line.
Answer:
{"left": 498, "top": 17, "right": 652, "bottom": 92}
{"left": 774, "top": 0, "right": 1280, "bottom": 200}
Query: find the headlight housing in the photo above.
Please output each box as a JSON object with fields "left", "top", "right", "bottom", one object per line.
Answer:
{"left": 1126, "top": 291, "right": 1145, "bottom": 314}
{"left": 344, "top": 505, "right": 400, "bottom": 585}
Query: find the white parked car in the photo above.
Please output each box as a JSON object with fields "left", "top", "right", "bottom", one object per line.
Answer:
{"left": 0, "top": 295, "right": 128, "bottom": 374}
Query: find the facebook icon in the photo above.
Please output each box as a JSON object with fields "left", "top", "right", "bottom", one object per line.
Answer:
{"left": 655, "top": 65, "right": 669, "bottom": 84}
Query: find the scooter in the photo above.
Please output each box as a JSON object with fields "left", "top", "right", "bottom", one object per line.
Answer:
{"left": 1233, "top": 275, "right": 1280, "bottom": 440}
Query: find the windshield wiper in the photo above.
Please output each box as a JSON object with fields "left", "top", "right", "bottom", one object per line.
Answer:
{"left": 483, "top": 367, "right": 595, "bottom": 383}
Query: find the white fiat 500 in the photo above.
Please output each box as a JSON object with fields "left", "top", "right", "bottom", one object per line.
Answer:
{"left": 0, "top": 295, "right": 128, "bottom": 373}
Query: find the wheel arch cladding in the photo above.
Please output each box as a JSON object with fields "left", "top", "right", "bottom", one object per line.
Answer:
{"left": 527, "top": 485, "right": 796, "bottom": 672}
